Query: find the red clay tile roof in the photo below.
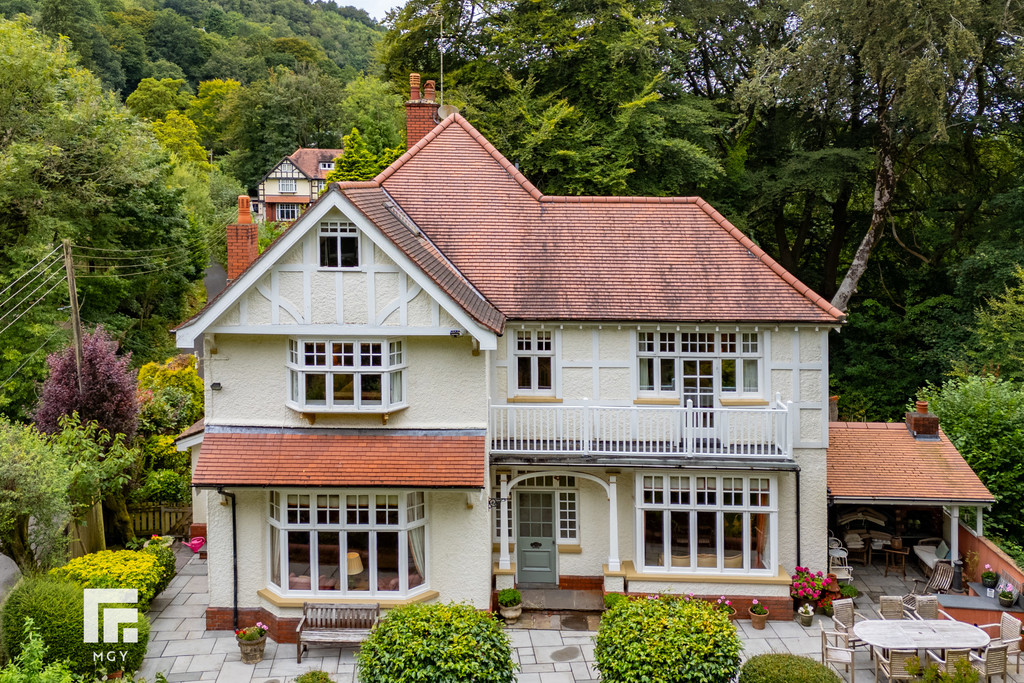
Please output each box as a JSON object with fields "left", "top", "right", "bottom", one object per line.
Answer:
{"left": 827, "top": 422, "right": 993, "bottom": 504}
{"left": 192, "top": 430, "right": 485, "bottom": 488}
{"left": 368, "top": 114, "right": 845, "bottom": 324}
{"left": 288, "top": 148, "right": 344, "bottom": 180}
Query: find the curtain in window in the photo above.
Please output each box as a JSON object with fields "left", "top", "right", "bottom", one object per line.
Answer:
{"left": 408, "top": 526, "right": 426, "bottom": 588}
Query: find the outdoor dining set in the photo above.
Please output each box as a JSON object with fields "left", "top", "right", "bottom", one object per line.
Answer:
{"left": 820, "top": 594, "right": 1022, "bottom": 682}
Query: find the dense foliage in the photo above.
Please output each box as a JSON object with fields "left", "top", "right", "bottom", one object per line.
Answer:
{"left": 0, "top": 618, "right": 78, "bottom": 683}
{"left": 595, "top": 596, "right": 742, "bottom": 682}
{"left": 50, "top": 549, "right": 165, "bottom": 610}
{"left": 739, "top": 654, "right": 841, "bottom": 683}
{"left": 357, "top": 602, "right": 517, "bottom": 683}
{"left": 0, "top": 576, "right": 151, "bottom": 677}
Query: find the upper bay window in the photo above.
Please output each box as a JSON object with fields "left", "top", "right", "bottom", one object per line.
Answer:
{"left": 277, "top": 204, "right": 299, "bottom": 222}
{"left": 279, "top": 178, "right": 297, "bottom": 194}
{"left": 637, "top": 331, "right": 761, "bottom": 402}
{"left": 319, "top": 221, "right": 360, "bottom": 269}
{"left": 287, "top": 338, "right": 406, "bottom": 413}
{"left": 514, "top": 330, "right": 554, "bottom": 395}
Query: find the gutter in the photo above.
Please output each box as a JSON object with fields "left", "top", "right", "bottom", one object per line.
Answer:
{"left": 217, "top": 487, "right": 238, "bottom": 631}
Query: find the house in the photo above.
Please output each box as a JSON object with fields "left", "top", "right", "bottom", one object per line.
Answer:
{"left": 175, "top": 73, "right": 859, "bottom": 641}
{"left": 256, "top": 148, "right": 344, "bottom": 223}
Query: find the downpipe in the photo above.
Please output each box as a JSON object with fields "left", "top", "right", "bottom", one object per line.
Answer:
{"left": 217, "top": 487, "right": 238, "bottom": 631}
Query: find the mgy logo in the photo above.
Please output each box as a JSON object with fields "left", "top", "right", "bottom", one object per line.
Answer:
{"left": 83, "top": 589, "right": 139, "bottom": 644}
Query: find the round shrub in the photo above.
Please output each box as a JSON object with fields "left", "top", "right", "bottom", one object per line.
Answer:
{"left": 595, "top": 596, "right": 741, "bottom": 682}
{"left": 142, "top": 543, "right": 176, "bottom": 594}
{"left": 295, "top": 672, "right": 336, "bottom": 683}
{"left": 50, "top": 549, "right": 164, "bottom": 609}
{"left": 1, "top": 576, "right": 150, "bottom": 677}
{"left": 357, "top": 602, "right": 517, "bottom": 682}
{"left": 739, "top": 654, "right": 841, "bottom": 683}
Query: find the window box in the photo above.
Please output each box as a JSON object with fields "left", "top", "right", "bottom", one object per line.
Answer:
{"left": 287, "top": 338, "right": 407, "bottom": 413}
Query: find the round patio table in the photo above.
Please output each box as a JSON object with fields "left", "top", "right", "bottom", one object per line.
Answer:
{"left": 853, "top": 619, "right": 991, "bottom": 651}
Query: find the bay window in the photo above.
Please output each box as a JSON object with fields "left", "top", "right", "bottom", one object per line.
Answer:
{"left": 637, "top": 473, "right": 775, "bottom": 574}
{"left": 268, "top": 490, "right": 427, "bottom": 596}
{"left": 287, "top": 338, "right": 406, "bottom": 412}
{"left": 637, "top": 331, "right": 761, "bottom": 400}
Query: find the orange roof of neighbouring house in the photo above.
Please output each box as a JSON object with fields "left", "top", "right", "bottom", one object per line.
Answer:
{"left": 288, "top": 148, "right": 344, "bottom": 180}
{"left": 192, "top": 429, "right": 486, "bottom": 488}
{"left": 827, "top": 422, "right": 993, "bottom": 504}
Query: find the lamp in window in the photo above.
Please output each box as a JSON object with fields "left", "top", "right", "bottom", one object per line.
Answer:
{"left": 347, "top": 551, "right": 364, "bottom": 575}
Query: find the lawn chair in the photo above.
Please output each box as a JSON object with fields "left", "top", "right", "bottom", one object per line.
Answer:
{"left": 927, "top": 648, "right": 971, "bottom": 676}
{"left": 821, "top": 622, "right": 856, "bottom": 683}
{"left": 909, "top": 595, "right": 953, "bottom": 621}
{"left": 979, "top": 612, "right": 1022, "bottom": 674}
{"left": 879, "top": 595, "right": 907, "bottom": 620}
{"left": 903, "top": 562, "right": 953, "bottom": 610}
{"left": 831, "top": 597, "right": 867, "bottom": 651}
{"left": 971, "top": 643, "right": 1008, "bottom": 683}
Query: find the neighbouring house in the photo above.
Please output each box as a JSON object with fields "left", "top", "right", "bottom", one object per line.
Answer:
{"left": 256, "top": 147, "right": 344, "bottom": 223}
{"left": 172, "top": 73, "right": 986, "bottom": 642}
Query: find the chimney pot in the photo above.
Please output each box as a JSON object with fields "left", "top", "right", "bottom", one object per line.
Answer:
{"left": 424, "top": 80, "right": 435, "bottom": 101}
{"left": 410, "top": 73, "right": 421, "bottom": 101}
{"left": 915, "top": 400, "right": 929, "bottom": 414}
{"left": 237, "top": 195, "right": 252, "bottom": 225}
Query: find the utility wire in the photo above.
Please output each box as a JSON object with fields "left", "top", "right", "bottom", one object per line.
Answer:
{"left": 0, "top": 259, "right": 63, "bottom": 312}
{"left": 0, "top": 276, "right": 66, "bottom": 337}
{"left": 0, "top": 323, "right": 69, "bottom": 393}
{"left": 0, "top": 246, "right": 62, "bottom": 301}
{"left": 0, "top": 268, "right": 66, "bottom": 329}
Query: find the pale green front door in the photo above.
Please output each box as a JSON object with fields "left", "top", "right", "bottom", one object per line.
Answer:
{"left": 516, "top": 491, "right": 557, "bottom": 585}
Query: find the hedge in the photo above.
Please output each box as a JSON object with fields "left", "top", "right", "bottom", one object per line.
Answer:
{"left": 357, "top": 603, "right": 517, "bottom": 682}
{"left": 142, "top": 543, "right": 176, "bottom": 594}
{"left": 0, "top": 576, "right": 150, "bottom": 678}
{"left": 739, "top": 654, "right": 841, "bottom": 683}
{"left": 595, "top": 596, "right": 742, "bottom": 682}
{"left": 49, "top": 549, "right": 165, "bottom": 610}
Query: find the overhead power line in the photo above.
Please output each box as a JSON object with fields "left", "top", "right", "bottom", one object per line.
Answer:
{"left": 0, "top": 246, "right": 61, "bottom": 301}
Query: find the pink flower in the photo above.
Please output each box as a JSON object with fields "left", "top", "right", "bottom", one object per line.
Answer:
{"left": 752, "top": 599, "right": 759, "bottom": 605}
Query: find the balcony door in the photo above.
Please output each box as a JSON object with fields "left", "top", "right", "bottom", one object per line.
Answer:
{"left": 516, "top": 491, "right": 556, "bottom": 585}
{"left": 681, "top": 359, "right": 715, "bottom": 442}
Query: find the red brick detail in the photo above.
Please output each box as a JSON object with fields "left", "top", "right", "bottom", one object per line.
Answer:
{"left": 206, "top": 607, "right": 301, "bottom": 644}
{"left": 226, "top": 222, "right": 257, "bottom": 281}
{"left": 405, "top": 101, "right": 440, "bottom": 150}
{"left": 621, "top": 593, "right": 794, "bottom": 620}
{"left": 558, "top": 576, "right": 604, "bottom": 591}
{"left": 905, "top": 411, "right": 940, "bottom": 436}
{"left": 189, "top": 524, "right": 207, "bottom": 541}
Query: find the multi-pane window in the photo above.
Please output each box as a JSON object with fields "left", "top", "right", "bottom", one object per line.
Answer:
{"left": 279, "top": 178, "right": 297, "bottom": 193}
{"left": 319, "top": 222, "right": 360, "bottom": 268}
{"left": 493, "top": 473, "right": 577, "bottom": 544}
{"left": 287, "top": 338, "right": 406, "bottom": 412}
{"left": 277, "top": 204, "right": 299, "bottom": 221}
{"left": 320, "top": 161, "right": 335, "bottom": 171}
{"left": 638, "top": 473, "right": 774, "bottom": 574}
{"left": 514, "top": 330, "right": 554, "bottom": 394}
{"left": 268, "top": 490, "right": 427, "bottom": 596}
{"left": 637, "top": 331, "right": 761, "bottom": 398}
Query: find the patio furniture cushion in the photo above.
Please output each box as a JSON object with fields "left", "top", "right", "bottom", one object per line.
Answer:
{"left": 935, "top": 540, "right": 949, "bottom": 561}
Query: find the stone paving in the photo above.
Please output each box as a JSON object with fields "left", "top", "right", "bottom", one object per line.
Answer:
{"left": 138, "top": 549, "right": 1024, "bottom": 683}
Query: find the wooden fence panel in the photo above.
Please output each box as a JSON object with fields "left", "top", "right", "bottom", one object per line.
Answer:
{"left": 128, "top": 502, "right": 192, "bottom": 537}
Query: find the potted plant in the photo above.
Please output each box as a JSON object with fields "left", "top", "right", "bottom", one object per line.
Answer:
{"left": 790, "top": 566, "right": 831, "bottom": 611}
{"left": 715, "top": 595, "right": 735, "bottom": 618}
{"left": 797, "top": 603, "right": 814, "bottom": 627}
{"left": 748, "top": 599, "right": 769, "bottom": 629}
{"left": 235, "top": 621, "right": 269, "bottom": 664}
{"left": 982, "top": 563, "right": 999, "bottom": 589}
{"left": 498, "top": 588, "right": 523, "bottom": 625}
{"left": 999, "top": 584, "right": 1016, "bottom": 608}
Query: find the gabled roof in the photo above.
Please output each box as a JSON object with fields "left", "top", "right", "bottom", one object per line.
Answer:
{"left": 359, "top": 114, "right": 845, "bottom": 324}
{"left": 827, "top": 422, "right": 993, "bottom": 505}
{"left": 288, "top": 148, "right": 344, "bottom": 180}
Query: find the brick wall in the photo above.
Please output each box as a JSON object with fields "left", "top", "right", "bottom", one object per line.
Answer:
{"left": 206, "top": 606, "right": 301, "bottom": 644}
{"left": 406, "top": 101, "right": 440, "bottom": 149}
{"left": 226, "top": 222, "right": 258, "bottom": 280}
{"left": 558, "top": 575, "right": 604, "bottom": 591}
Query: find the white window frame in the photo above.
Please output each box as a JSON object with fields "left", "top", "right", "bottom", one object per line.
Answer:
{"left": 279, "top": 178, "right": 297, "bottom": 194}
{"left": 320, "top": 161, "right": 335, "bottom": 171}
{"left": 267, "top": 489, "right": 428, "bottom": 598}
{"left": 635, "top": 330, "right": 763, "bottom": 400}
{"left": 634, "top": 471, "right": 776, "bottom": 575}
{"left": 492, "top": 473, "right": 578, "bottom": 545}
{"left": 276, "top": 203, "right": 299, "bottom": 221}
{"left": 511, "top": 329, "right": 556, "bottom": 396}
{"left": 318, "top": 221, "right": 361, "bottom": 269}
{"left": 286, "top": 338, "right": 407, "bottom": 413}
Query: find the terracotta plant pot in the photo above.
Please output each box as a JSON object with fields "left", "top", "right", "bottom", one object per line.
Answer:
{"left": 749, "top": 608, "right": 769, "bottom": 630}
{"left": 236, "top": 634, "right": 267, "bottom": 664}
{"left": 799, "top": 612, "right": 813, "bottom": 627}
{"left": 499, "top": 603, "right": 522, "bottom": 625}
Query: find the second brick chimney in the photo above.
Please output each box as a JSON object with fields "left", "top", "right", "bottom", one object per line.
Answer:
{"left": 405, "top": 72, "right": 440, "bottom": 149}
{"left": 226, "top": 195, "right": 258, "bottom": 281}
{"left": 906, "top": 400, "right": 940, "bottom": 440}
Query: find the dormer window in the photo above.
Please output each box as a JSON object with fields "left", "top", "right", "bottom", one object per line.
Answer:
{"left": 287, "top": 338, "right": 406, "bottom": 413}
{"left": 279, "top": 178, "right": 297, "bottom": 193}
{"left": 320, "top": 161, "right": 335, "bottom": 170}
{"left": 319, "top": 222, "right": 359, "bottom": 268}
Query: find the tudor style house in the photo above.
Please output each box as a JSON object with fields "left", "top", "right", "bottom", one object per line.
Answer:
{"left": 175, "top": 74, "right": 847, "bottom": 639}
{"left": 256, "top": 148, "right": 344, "bottom": 223}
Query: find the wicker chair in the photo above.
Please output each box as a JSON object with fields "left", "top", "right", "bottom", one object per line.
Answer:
{"left": 820, "top": 623, "right": 856, "bottom": 682}
{"left": 928, "top": 648, "right": 971, "bottom": 676}
{"left": 831, "top": 597, "right": 867, "bottom": 650}
{"left": 876, "top": 649, "right": 917, "bottom": 683}
{"left": 979, "top": 612, "right": 1022, "bottom": 674}
{"left": 971, "top": 643, "right": 1008, "bottom": 683}
{"left": 879, "top": 595, "right": 906, "bottom": 620}
{"left": 903, "top": 562, "right": 954, "bottom": 610}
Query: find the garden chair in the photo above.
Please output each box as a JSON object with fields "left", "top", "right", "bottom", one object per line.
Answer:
{"left": 903, "top": 562, "right": 954, "bottom": 610}
{"left": 927, "top": 648, "right": 970, "bottom": 676}
{"left": 831, "top": 597, "right": 867, "bottom": 650}
{"left": 879, "top": 595, "right": 906, "bottom": 620}
{"left": 830, "top": 547, "right": 854, "bottom": 583}
{"left": 910, "top": 595, "right": 953, "bottom": 621}
{"left": 970, "top": 643, "right": 1008, "bottom": 683}
{"left": 875, "top": 648, "right": 917, "bottom": 683}
{"left": 979, "top": 612, "right": 1022, "bottom": 674}
{"left": 821, "top": 622, "right": 856, "bottom": 683}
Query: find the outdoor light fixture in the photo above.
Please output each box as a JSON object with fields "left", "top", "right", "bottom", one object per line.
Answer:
{"left": 211, "top": 382, "right": 222, "bottom": 391}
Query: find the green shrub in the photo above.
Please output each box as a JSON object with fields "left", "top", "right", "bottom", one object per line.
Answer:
{"left": 497, "top": 588, "right": 521, "bottom": 607}
{"left": 839, "top": 584, "right": 859, "bottom": 599}
{"left": 0, "top": 618, "right": 78, "bottom": 683}
{"left": 604, "top": 593, "right": 626, "bottom": 609}
{"left": 142, "top": 543, "right": 176, "bottom": 594}
{"left": 295, "top": 672, "right": 336, "bottom": 683}
{"left": 130, "top": 468, "right": 191, "bottom": 504}
{"left": 595, "top": 596, "right": 741, "bottom": 682}
{"left": 50, "top": 549, "right": 164, "bottom": 609}
{"left": 357, "top": 603, "right": 517, "bottom": 683}
{"left": 1, "top": 576, "right": 150, "bottom": 678}
{"left": 739, "top": 654, "right": 841, "bottom": 683}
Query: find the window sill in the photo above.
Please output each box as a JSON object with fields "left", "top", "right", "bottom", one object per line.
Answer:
{"left": 633, "top": 398, "right": 681, "bottom": 406}
{"left": 286, "top": 401, "right": 408, "bottom": 416}
{"left": 610, "top": 560, "right": 790, "bottom": 585}
{"left": 557, "top": 544, "right": 582, "bottom": 554}
{"left": 718, "top": 398, "right": 770, "bottom": 407}
{"left": 258, "top": 587, "right": 438, "bottom": 608}
{"left": 507, "top": 396, "right": 562, "bottom": 404}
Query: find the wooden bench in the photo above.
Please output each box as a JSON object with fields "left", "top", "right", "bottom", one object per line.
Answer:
{"left": 296, "top": 603, "right": 379, "bottom": 663}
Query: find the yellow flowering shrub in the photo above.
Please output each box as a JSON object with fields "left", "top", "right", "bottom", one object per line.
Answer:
{"left": 49, "top": 549, "right": 164, "bottom": 609}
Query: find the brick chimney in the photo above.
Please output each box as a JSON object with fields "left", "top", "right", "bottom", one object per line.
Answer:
{"left": 906, "top": 400, "right": 940, "bottom": 439}
{"left": 405, "top": 72, "right": 440, "bottom": 149}
{"left": 226, "top": 195, "right": 257, "bottom": 281}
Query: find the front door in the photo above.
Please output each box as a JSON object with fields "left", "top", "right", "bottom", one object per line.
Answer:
{"left": 516, "top": 491, "right": 557, "bottom": 585}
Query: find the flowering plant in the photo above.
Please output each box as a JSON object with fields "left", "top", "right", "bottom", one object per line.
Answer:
{"left": 999, "top": 583, "right": 1015, "bottom": 600}
{"left": 817, "top": 595, "right": 835, "bottom": 616}
{"left": 789, "top": 566, "right": 831, "bottom": 601}
{"left": 715, "top": 595, "right": 735, "bottom": 614}
{"left": 798, "top": 603, "right": 814, "bottom": 617}
{"left": 982, "top": 563, "right": 998, "bottom": 583}
{"left": 749, "top": 599, "right": 767, "bottom": 615}
{"left": 236, "top": 622, "right": 268, "bottom": 641}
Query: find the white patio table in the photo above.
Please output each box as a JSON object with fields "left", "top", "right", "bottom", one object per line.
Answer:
{"left": 853, "top": 619, "right": 991, "bottom": 651}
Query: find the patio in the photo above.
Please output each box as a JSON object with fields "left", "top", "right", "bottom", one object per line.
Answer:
{"left": 137, "top": 550, "right": 1024, "bottom": 683}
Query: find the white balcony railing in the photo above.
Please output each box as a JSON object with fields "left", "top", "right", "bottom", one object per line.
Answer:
{"left": 489, "top": 400, "right": 792, "bottom": 459}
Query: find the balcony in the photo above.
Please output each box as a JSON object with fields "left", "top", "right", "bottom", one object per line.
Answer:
{"left": 489, "top": 401, "right": 792, "bottom": 459}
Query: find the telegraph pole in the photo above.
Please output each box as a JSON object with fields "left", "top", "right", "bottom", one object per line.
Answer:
{"left": 62, "top": 240, "right": 84, "bottom": 394}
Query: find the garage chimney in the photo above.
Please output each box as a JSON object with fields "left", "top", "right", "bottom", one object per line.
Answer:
{"left": 906, "top": 401, "right": 940, "bottom": 440}
{"left": 226, "top": 196, "right": 257, "bottom": 282}
{"left": 405, "top": 72, "right": 440, "bottom": 149}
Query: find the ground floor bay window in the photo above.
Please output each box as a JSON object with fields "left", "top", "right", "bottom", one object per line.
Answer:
{"left": 637, "top": 472, "right": 775, "bottom": 574}
{"left": 267, "top": 490, "right": 427, "bottom": 597}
